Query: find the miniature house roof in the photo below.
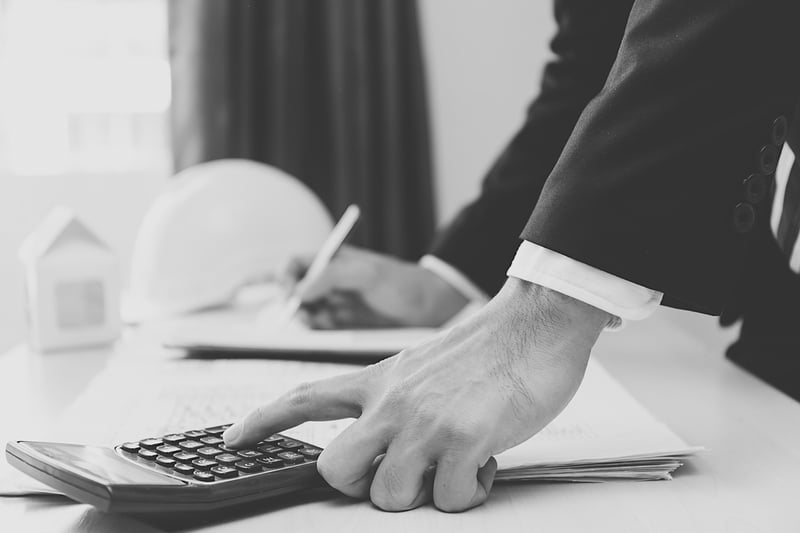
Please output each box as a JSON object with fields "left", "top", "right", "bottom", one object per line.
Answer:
{"left": 19, "top": 206, "right": 110, "bottom": 264}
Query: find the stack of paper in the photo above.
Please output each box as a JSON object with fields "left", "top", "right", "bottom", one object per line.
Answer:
{"left": 494, "top": 363, "right": 702, "bottom": 482}
{"left": 1, "top": 357, "right": 701, "bottom": 496}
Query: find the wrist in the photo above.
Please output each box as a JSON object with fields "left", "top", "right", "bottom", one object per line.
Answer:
{"left": 490, "top": 277, "right": 612, "bottom": 343}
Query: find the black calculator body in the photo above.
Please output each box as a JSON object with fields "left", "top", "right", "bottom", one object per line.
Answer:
{"left": 5, "top": 425, "right": 326, "bottom": 514}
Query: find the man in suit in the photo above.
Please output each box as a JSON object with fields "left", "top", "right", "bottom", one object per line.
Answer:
{"left": 224, "top": 0, "right": 800, "bottom": 512}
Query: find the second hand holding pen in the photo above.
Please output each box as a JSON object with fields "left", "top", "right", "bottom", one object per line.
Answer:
{"left": 270, "top": 204, "right": 361, "bottom": 327}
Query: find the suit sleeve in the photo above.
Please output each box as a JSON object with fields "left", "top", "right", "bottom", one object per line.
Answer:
{"left": 428, "top": 0, "right": 635, "bottom": 296}
{"left": 522, "top": 0, "right": 800, "bottom": 315}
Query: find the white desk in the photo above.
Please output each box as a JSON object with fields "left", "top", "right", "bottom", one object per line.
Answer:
{"left": 2, "top": 309, "right": 799, "bottom": 532}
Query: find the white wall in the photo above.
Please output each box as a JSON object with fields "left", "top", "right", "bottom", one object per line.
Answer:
{"left": 419, "top": 0, "right": 555, "bottom": 224}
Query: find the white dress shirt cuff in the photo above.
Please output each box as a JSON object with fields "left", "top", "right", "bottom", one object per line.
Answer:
{"left": 507, "top": 241, "right": 663, "bottom": 330}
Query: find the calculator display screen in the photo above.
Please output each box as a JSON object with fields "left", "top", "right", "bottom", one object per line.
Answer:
{"left": 24, "top": 442, "right": 184, "bottom": 486}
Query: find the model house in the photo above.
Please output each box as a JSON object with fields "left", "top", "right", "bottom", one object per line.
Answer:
{"left": 19, "top": 207, "right": 120, "bottom": 352}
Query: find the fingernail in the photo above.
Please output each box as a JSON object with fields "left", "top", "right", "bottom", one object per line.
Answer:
{"left": 222, "top": 424, "right": 242, "bottom": 444}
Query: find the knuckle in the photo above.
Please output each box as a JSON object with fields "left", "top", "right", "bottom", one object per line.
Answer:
{"left": 240, "top": 405, "right": 266, "bottom": 435}
{"left": 250, "top": 405, "right": 269, "bottom": 425}
{"left": 435, "top": 420, "right": 481, "bottom": 451}
{"left": 287, "top": 382, "right": 315, "bottom": 409}
{"left": 381, "top": 380, "right": 412, "bottom": 410}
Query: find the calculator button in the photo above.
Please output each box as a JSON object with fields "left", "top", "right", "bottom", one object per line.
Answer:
{"left": 216, "top": 453, "right": 240, "bottom": 465}
{"left": 163, "top": 434, "right": 185, "bottom": 444}
{"left": 259, "top": 435, "right": 283, "bottom": 445}
{"left": 173, "top": 463, "right": 194, "bottom": 475}
{"left": 210, "top": 465, "right": 238, "bottom": 479}
{"left": 197, "top": 447, "right": 223, "bottom": 458}
{"left": 121, "top": 442, "right": 140, "bottom": 453}
{"left": 257, "top": 445, "right": 283, "bottom": 455}
{"left": 178, "top": 440, "right": 204, "bottom": 451}
{"left": 199, "top": 436, "right": 224, "bottom": 446}
{"left": 236, "top": 450, "right": 263, "bottom": 459}
{"left": 138, "top": 449, "right": 158, "bottom": 461}
{"left": 183, "top": 430, "right": 206, "bottom": 439}
{"left": 173, "top": 451, "right": 198, "bottom": 463}
{"left": 193, "top": 470, "right": 215, "bottom": 482}
{"left": 256, "top": 457, "right": 285, "bottom": 469}
{"left": 278, "top": 440, "right": 303, "bottom": 450}
{"left": 276, "top": 451, "right": 305, "bottom": 465}
{"left": 191, "top": 458, "right": 217, "bottom": 470}
{"left": 298, "top": 447, "right": 322, "bottom": 459}
{"left": 203, "top": 425, "right": 231, "bottom": 435}
{"left": 234, "top": 460, "right": 261, "bottom": 474}
{"left": 218, "top": 444, "right": 236, "bottom": 452}
{"left": 156, "top": 456, "right": 176, "bottom": 467}
{"left": 139, "top": 438, "right": 163, "bottom": 450}
{"left": 155, "top": 444, "right": 181, "bottom": 456}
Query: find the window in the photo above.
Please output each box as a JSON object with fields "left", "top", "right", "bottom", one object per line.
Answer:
{"left": 0, "top": 0, "right": 170, "bottom": 176}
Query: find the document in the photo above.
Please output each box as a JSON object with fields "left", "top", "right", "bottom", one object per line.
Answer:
{"left": 1, "top": 356, "right": 701, "bottom": 496}
{"left": 152, "top": 298, "right": 472, "bottom": 359}
{"left": 493, "top": 362, "right": 702, "bottom": 481}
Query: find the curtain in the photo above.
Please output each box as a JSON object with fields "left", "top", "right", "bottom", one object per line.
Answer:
{"left": 168, "top": 0, "right": 436, "bottom": 259}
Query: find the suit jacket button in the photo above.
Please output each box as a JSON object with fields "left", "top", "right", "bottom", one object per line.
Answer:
{"left": 771, "top": 115, "right": 788, "bottom": 145}
{"left": 757, "top": 145, "right": 779, "bottom": 175}
{"left": 733, "top": 203, "right": 756, "bottom": 233}
{"left": 743, "top": 174, "right": 768, "bottom": 204}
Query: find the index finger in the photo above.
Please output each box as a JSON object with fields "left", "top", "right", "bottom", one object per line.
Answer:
{"left": 223, "top": 370, "right": 367, "bottom": 448}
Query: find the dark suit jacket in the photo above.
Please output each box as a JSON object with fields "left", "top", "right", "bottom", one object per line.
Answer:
{"left": 429, "top": 0, "right": 800, "bottom": 398}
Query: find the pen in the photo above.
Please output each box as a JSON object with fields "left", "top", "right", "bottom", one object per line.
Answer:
{"left": 272, "top": 204, "right": 361, "bottom": 326}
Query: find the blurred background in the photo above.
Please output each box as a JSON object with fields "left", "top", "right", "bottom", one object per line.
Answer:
{"left": 0, "top": 0, "right": 553, "bottom": 350}
{"left": 0, "top": 0, "right": 730, "bottom": 352}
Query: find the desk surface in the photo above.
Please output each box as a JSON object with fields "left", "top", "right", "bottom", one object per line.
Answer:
{"left": 2, "top": 309, "right": 799, "bottom": 533}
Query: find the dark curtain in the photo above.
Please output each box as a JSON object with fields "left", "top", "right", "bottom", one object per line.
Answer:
{"left": 167, "top": 0, "right": 436, "bottom": 259}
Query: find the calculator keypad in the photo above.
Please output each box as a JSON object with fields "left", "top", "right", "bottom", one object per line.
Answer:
{"left": 155, "top": 444, "right": 181, "bottom": 456}
{"left": 163, "top": 434, "right": 185, "bottom": 444}
{"left": 178, "top": 440, "right": 204, "bottom": 452}
{"left": 138, "top": 449, "right": 158, "bottom": 460}
{"left": 197, "top": 447, "right": 223, "bottom": 458}
{"left": 156, "top": 456, "right": 176, "bottom": 467}
{"left": 117, "top": 425, "right": 321, "bottom": 483}
{"left": 173, "top": 451, "right": 198, "bottom": 463}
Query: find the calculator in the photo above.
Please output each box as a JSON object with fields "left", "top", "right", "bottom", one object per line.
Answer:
{"left": 5, "top": 424, "right": 326, "bottom": 514}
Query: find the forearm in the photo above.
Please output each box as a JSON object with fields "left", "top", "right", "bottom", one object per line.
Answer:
{"left": 522, "top": 0, "right": 800, "bottom": 314}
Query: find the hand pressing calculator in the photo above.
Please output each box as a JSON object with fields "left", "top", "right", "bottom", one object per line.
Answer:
{"left": 5, "top": 424, "right": 326, "bottom": 514}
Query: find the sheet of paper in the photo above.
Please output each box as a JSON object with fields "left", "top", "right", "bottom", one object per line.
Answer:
{"left": 495, "top": 362, "right": 701, "bottom": 471}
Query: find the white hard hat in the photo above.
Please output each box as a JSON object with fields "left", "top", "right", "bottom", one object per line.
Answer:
{"left": 125, "top": 159, "right": 332, "bottom": 322}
